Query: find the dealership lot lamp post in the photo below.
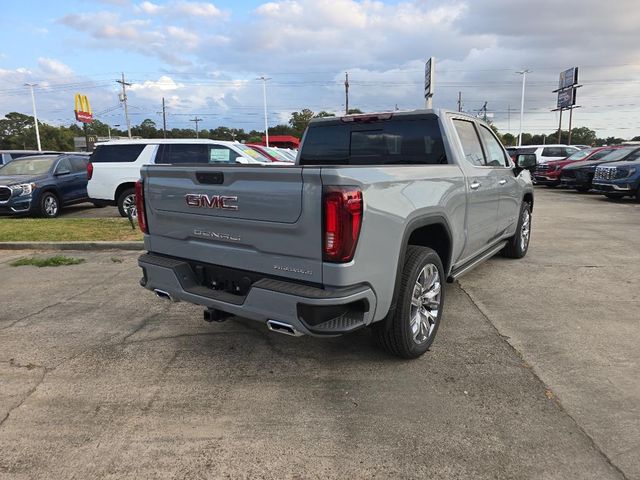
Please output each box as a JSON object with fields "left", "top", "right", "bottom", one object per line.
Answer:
{"left": 516, "top": 69, "right": 530, "bottom": 147}
{"left": 24, "top": 83, "right": 42, "bottom": 151}
{"left": 257, "top": 76, "right": 271, "bottom": 147}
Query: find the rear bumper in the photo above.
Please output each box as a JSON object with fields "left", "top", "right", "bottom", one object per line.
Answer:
{"left": 138, "top": 253, "right": 377, "bottom": 336}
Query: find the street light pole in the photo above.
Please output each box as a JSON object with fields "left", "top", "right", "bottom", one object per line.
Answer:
{"left": 24, "top": 83, "right": 41, "bottom": 151}
{"left": 516, "top": 69, "right": 530, "bottom": 147}
{"left": 257, "top": 76, "right": 271, "bottom": 146}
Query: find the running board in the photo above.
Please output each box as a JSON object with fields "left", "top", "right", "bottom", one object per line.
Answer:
{"left": 447, "top": 241, "right": 507, "bottom": 283}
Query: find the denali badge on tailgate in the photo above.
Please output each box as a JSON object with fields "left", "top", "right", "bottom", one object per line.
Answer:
{"left": 185, "top": 194, "right": 238, "bottom": 210}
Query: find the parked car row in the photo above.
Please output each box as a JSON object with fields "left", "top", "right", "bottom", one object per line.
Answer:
{"left": 529, "top": 145, "right": 640, "bottom": 201}
{"left": 0, "top": 140, "right": 299, "bottom": 218}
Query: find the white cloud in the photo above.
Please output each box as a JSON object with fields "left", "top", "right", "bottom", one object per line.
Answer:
{"left": 137, "top": 1, "right": 163, "bottom": 14}
{"left": 174, "top": 1, "right": 223, "bottom": 18}
{"left": 37, "top": 58, "right": 73, "bottom": 76}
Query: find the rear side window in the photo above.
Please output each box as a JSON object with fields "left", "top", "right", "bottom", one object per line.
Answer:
{"left": 90, "top": 144, "right": 145, "bottom": 163}
{"left": 158, "top": 144, "right": 208, "bottom": 164}
{"left": 453, "top": 120, "right": 485, "bottom": 167}
{"left": 542, "top": 147, "right": 563, "bottom": 157}
{"left": 69, "top": 156, "right": 88, "bottom": 172}
{"left": 157, "top": 144, "right": 241, "bottom": 164}
{"left": 299, "top": 116, "right": 447, "bottom": 165}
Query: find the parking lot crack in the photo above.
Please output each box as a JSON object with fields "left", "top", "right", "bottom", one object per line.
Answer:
{"left": 0, "top": 366, "right": 46, "bottom": 430}
{"left": 457, "top": 281, "right": 630, "bottom": 480}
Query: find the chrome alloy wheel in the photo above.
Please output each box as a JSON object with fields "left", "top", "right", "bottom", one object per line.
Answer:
{"left": 44, "top": 195, "right": 58, "bottom": 216}
{"left": 520, "top": 208, "right": 531, "bottom": 251}
{"left": 123, "top": 194, "right": 137, "bottom": 219}
{"left": 410, "top": 264, "right": 441, "bottom": 344}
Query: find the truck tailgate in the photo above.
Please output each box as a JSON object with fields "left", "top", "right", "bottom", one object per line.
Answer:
{"left": 142, "top": 165, "right": 324, "bottom": 284}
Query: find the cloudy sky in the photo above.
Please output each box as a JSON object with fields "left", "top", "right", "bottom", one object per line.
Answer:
{"left": 1, "top": 0, "right": 639, "bottom": 139}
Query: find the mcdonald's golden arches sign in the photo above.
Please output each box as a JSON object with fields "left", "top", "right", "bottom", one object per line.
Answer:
{"left": 74, "top": 93, "right": 93, "bottom": 123}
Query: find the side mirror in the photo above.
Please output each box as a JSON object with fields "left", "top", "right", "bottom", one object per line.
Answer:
{"left": 55, "top": 169, "right": 71, "bottom": 176}
{"left": 516, "top": 153, "right": 537, "bottom": 170}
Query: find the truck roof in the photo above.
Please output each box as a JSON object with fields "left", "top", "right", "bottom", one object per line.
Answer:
{"left": 307, "top": 109, "right": 481, "bottom": 126}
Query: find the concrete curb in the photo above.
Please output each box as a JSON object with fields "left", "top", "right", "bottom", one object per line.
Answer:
{"left": 0, "top": 241, "right": 144, "bottom": 251}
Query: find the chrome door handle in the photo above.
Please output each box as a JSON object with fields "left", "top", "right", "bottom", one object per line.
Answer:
{"left": 499, "top": 179, "right": 507, "bottom": 185}
{"left": 470, "top": 182, "right": 481, "bottom": 190}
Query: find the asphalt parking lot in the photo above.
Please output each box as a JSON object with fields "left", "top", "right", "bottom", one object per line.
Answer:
{"left": 59, "top": 203, "right": 121, "bottom": 218}
{"left": 0, "top": 188, "right": 638, "bottom": 479}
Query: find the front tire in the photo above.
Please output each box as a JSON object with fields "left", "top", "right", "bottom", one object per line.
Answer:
{"left": 38, "top": 192, "right": 60, "bottom": 218}
{"left": 373, "top": 246, "right": 444, "bottom": 359}
{"left": 575, "top": 186, "right": 590, "bottom": 192}
{"left": 502, "top": 201, "right": 531, "bottom": 259}
{"left": 117, "top": 188, "right": 137, "bottom": 218}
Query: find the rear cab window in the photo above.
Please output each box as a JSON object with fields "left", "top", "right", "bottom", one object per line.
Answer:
{"left": 90, "top": 144, "right": 145, "bottom": 163}
{"left": 299, "top": 113, "right": 447, "bottom": 166}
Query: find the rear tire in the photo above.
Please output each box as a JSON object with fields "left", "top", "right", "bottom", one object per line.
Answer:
{"left": 117, "top": 188, "right": 137, "bottom": 218}
{"left": 373, "top": 246, "right": 444, "bottom": 359}
{"left": 605, "top": 193, "right": 624, "bottom": 200}
{"left": 502, "top": 201, "right": 531, "bottom": 259}
{"left": 575, "top": 186, "right": 590, "bottom": 192}
{"left": 38, "top": 192, "right": 60, "bottom": 218}
{"left": 92, "top": 200, "right": 108, "bottom": 208}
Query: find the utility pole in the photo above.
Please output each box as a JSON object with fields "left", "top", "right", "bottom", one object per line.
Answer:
{"left": 345, "top": 72, "right": 349, "bottom": 115}
{"left": 116, "top": 72, "right": 132, "bottom": 139}
{"left": 257, "top": 76, "right": 271, "bottom": 146}
{"left": 481, "top": 101, "right": 488, "bottom": 122}
{"left": 24, "top": 83, "right": 41, "bottom": 151}
{"left": 190, "top": 117, "right": 203, "bottom": 138}
{"left": 162, "top": 97, "right": 167, "bottom": 138}
{"left": 516, "top": 69, "right": 530, "bottom": 146}
{"left": 457, "top": 91, "right": 462, "bottom": 112}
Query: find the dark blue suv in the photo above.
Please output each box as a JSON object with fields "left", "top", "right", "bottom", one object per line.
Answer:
{"left": 592, "top": 147, "right": 640, "bottom": 201}
{"left": 0, "top": 154, "right": 90, "bottom": 217}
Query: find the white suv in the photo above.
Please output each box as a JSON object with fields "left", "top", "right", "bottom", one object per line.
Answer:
{"left": 87, "top": 139, "right": 273, "bottom": 217}
{"left": 506, "top": 144, "right": 580, "bottom": 164}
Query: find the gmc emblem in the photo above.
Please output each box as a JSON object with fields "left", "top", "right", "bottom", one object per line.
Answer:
{"left": 185, "top": 194, "right": 238, "bottom": 210}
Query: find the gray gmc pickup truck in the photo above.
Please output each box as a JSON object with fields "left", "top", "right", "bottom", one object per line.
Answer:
{"left": 137, "top": 110, "right": 535, "bottom": 358}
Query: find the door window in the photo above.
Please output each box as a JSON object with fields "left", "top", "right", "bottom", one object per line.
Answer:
{"left": 453, "top": 120, "right": 485, "bottom": 167}
{"left": 478, "top": 126, "right": 509, "bottom": 167}
{"left": 55, "top": 158, "right": 72, "bottom": 174}
{"left": 160, "top": 144, "right": 209, "bottom": 164}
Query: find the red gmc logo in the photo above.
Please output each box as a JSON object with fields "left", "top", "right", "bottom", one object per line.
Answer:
{"left": 185, "top": 194, "right": 238, "bottom": 210}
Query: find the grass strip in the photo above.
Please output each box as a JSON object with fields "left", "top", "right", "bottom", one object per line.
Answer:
{"left": 10, "top": 255, "right": 86, "bottom": 267}
{"left": 0, "top": 218, "right": 142, "bottom": 242}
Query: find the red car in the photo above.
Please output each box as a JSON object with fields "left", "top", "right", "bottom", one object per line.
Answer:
{"left": 534, "top": 147, "right": 622, "bottom": 187}
{"left": 246, "top": 144, "right": 293, "bottom": 163}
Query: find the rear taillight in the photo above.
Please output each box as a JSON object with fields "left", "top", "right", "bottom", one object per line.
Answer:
{"left": 135, "top": 179, "right": 148, "bottom": 234}
{"left": 87, "top": 162, "right": 93, "bottom": 180}
{"left": 323, "top": 187, "right": 363, "bottom": 263}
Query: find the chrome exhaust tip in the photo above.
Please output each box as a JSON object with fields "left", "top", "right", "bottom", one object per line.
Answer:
{"left": 154, "top": 289, "right": 177, "bottom": 302}
{"left": 266, "top": 320, "right": 303, "bottom": 337}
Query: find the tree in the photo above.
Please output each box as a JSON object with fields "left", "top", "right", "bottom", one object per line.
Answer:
{"left": 568, "top": 127, "right": 597, "bottom": 146}
{"left": 0, "top": 112, "right": 36, "bottom": 149}
{"left": 347, "top": 108, "right": 363, "bottom": 114}
{"left": 289, "top": 109, "right": 315, "bottom": 136}
{"left": 315, "top": 111, "right": 335, "bottom": 118}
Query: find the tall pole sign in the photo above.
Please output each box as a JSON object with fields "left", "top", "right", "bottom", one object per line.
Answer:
{"left": 425, "top": 57, "right": 435, "bottom": 109}
{"left": 552, "top": 67, "right": 581, "bottom": 144}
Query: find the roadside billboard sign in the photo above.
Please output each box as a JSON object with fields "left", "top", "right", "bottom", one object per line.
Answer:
{"left": 74, "top": 93, "right": 93, "bottom": 123}
{"left": 557, "top": 88, "right": 576, "bottom": 109}
{"left": 559, "top": 67, "right": 578, "bottom": 90}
